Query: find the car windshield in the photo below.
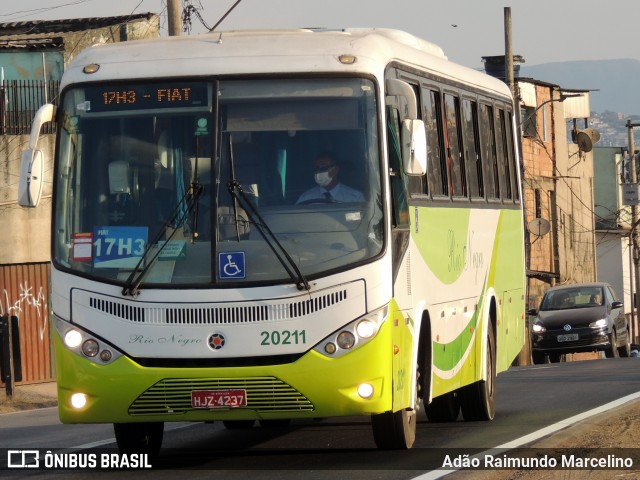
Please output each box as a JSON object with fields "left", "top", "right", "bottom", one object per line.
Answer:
{"left": 540, "top": 287, "right": 604, "bottom": 311}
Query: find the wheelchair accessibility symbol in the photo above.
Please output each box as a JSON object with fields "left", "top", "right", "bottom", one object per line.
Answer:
{"left": 218, "top": 252, "right": 246, "bottom": 279}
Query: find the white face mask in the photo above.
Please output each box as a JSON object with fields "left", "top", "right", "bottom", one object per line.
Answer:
{"left": 314, "top": 171, "right": 333, "bottom": 187}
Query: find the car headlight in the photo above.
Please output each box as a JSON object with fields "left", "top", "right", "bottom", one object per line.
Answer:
{"left": 589, "top": 319, "right": 608, "bottom": 328}
{"left": 532, "top": 322, "right": 546, "bottom": 333}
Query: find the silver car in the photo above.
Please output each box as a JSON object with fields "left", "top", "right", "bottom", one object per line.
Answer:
{"left": 528, "top": 283, "right": 631, "bottom": 363}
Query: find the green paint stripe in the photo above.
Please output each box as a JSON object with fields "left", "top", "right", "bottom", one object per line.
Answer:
{"left": 432, "top": 276, "right": 487, "bottom": 371}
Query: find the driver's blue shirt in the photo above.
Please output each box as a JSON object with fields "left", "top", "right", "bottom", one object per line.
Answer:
{"left": 296, "top": 182, "right": 364, "bottom": 204}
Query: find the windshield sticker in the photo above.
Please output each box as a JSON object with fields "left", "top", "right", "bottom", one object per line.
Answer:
{"left": 93, "top": 226, "right": 147, "bottom": 269}
{"left": 158, "top": 240, "right": 187, "bottom": 261}
{"left": 72, "top": 232, "right": 93, "bottom": 262}
{"left": 218, "top": 252, "right": 246, "bottom": 280}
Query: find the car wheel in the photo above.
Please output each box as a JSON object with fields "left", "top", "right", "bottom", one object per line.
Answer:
{"left": 531, "top": 351, "right": 546, "bottom": 364}
{"left": 605, "top": 330, "right": 619, "bottom": 358}
{"left": 618, "top": 329, "right": 631, "bottom": 357}
{"left": 548, "top": 353, "right": 563, "bottom": 363}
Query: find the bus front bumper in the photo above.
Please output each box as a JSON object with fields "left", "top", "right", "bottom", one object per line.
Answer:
{"left": 54, "top": 323, "right": 395, "bottom": 424}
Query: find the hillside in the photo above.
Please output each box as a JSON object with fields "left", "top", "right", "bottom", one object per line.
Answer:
{"left": 520, "top": 58, "right": 640, "bottom": 115}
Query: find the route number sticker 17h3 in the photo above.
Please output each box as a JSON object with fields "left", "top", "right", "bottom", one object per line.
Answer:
{"left": 93, "top": 226, "right": 148, "bottom": 268}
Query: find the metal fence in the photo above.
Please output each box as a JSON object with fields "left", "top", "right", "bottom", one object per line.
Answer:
{"left": 0, "top": 263, "right": 54, "bottom": 385}
{"left": 0, "top": 80, "right": 59, "bottom": 136}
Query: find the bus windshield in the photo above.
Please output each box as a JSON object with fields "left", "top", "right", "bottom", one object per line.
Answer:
{"left": 53, "top": 77, "right": 383, "bottom": 288}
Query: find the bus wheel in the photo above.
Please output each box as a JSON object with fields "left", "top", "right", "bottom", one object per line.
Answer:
{"left": 113, "top": 422, "right": 163, "bottom": 456}
{"left": 222, "top": 420, "right": 255, "bottom": 429}
{"left": 460, "top": 321, "right": 496, "bottom": 421}
{"left": 425, "top": 391, "right": 460, "bottom": 422}
{"left": 371, "top": 408, "right": 416, "bottom": 449}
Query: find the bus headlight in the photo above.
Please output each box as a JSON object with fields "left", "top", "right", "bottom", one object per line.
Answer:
{"left": 357, "top": 383, "right": 374, "bottom": 399}
{"left": 64, "top": 330, "right": 83, "bottom": 348}
{"left": 356, "top": 319, "right": 376, "bottom": 338}
{"left": 55, "top": 316, "right": 121, "bottom": 365}
{"left": 70, "top": 393, "right": 88, "bottom": 409}
{"left": 337, "top": 331, "right": 356, "bottom": 349}
{"left": 82, "top": 339, "right": 100, "bottom": 357}
{"left": 314, "top": 305, "right": 389, "bottom": 358}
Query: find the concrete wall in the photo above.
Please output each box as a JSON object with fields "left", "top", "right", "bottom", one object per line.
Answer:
{"left": 596, "top": 232, "right": 632, "bottom": 314}
{"left": 593, "top": 147, "right": 628, "bottom": 229}
{"left": 554, "top": 103, "right": 597, "bottom": 286}
{"left": 0, "top": 134, "right": 54, "bottom": 264}
{"left": 521, "top": 81, "right": 597, "bottom": 309}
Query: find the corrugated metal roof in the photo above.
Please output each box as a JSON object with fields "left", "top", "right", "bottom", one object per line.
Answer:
{"left": 0, "top": 36, "right": 64, "bottom": 50}
{"left": 0, "top": 13, "right": 157, "bottom": 50}
{"left": 562, "top": 92, "right": 591, "bottom": 119}
{"left": 0, "top": 12, "right": 156, "bottom": 36}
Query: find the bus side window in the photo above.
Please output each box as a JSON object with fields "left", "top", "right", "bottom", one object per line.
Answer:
{"left": 407, "top": 83, "right": 427, "bottom": 196}
{"left": 504, "top": 110, "right": 520, "bottom": 202}
{"left": 496, "top": 108, "right": 512, "bottom": 200}
{"left": 387, "top": 106, "right": 409, "bottom": 228}
{"left": 424, "top": 88, "right": 447, "bottom": 197}
{"left": 443, "top": 93, "right": 466, "bottom": 197}
{"left": 479, "top": 103, "right": 499, "bottom": 200}
{"left": 461, "top": 99, "right": 483, "bottom": 199}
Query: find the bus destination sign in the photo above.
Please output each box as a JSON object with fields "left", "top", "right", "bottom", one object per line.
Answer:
{"left": 85, "top": 83, "right": 208, "bottom": 112}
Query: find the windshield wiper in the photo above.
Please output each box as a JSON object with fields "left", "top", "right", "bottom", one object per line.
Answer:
{"left": 225, "top": 136, "right": 309, "bottom": 291}
{"left": 227, "top": 180, "right": 310, "bottom": 291}
{"left": 121, "top": 179, "right": 203, "bottom": 297}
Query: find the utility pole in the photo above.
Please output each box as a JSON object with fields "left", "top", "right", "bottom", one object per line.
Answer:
{"left": 627, "top": 120, "right": 640, "bottom": 343}
{"left": 504, "top": 7, "right": 529, "bottom": 365}
{"left": 167, "top": 0, "right": 182, "bottom": 36}
{"left": 504, "top": 7, "right": 515, "bottom": 101}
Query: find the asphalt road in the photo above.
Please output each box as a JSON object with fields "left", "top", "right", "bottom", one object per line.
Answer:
{"left": 2, "top": 358, "right": 640, "bottom": 479}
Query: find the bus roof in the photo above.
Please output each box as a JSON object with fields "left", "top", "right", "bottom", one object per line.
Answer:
{"left": 64, "top": 28, "right": 512, "bottom": 99}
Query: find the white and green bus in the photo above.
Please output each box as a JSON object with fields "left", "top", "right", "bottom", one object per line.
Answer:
{"left": 20, "top": 28, "right": 525, "bottom": 452}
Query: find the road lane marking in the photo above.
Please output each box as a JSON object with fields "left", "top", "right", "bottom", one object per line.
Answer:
{"left": 70, "top": 422, "right": 196, "bottom": 450}
{"left": 413, "top": 390, "right": 640, "bottom": 480}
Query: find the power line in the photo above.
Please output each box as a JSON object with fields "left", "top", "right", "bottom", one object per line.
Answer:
{"left": 0, "top": 0, "right": 97, "bottom": 21}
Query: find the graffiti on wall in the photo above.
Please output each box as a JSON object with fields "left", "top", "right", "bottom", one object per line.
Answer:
{"left": 1, "top": 282, "right": 49, "bottom": 341}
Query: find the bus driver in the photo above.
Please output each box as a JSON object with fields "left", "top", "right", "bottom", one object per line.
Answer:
{"left": 296, "top": 152, "right": 365, "bottom": 204}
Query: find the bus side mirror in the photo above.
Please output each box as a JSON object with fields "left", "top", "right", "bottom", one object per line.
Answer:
{"left": 18, "top": 103, "right": 55, "bottom": 207}
{"left": 401, "top": 119, "right": 427, "bottom": 176}
{"left": 18, "top": 149, "right": 44, "bottom": 207}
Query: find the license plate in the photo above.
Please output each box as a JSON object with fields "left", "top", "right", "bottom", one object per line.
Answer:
{"left": 191, "top": 389, "right": 247, "bottom": 409}
{"left": 557, "top": 333, "right": 579, "bottom": 342}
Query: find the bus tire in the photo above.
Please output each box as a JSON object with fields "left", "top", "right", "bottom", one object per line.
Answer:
{"left": 460, "top": 320, "right": 496, "bottom": 421}
{"left": 371, "top": 408, "right": 416, "bottom": 449}
{"left": 425, "top": 391, "right": 460, "bottom": 422}
{"left": 113, "top": 422, "right": 164, "bottom": 456}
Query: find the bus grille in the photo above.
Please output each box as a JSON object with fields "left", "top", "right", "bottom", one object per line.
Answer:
{"left": 128, "top": 377, "right": 314, "bottom": 415}
{"left": 87, "top": 288, "right": 348, "bottom": 325}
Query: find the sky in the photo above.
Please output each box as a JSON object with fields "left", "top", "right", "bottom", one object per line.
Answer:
{"left": 1, "top": 0, "right": 638, "bottom": 70}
